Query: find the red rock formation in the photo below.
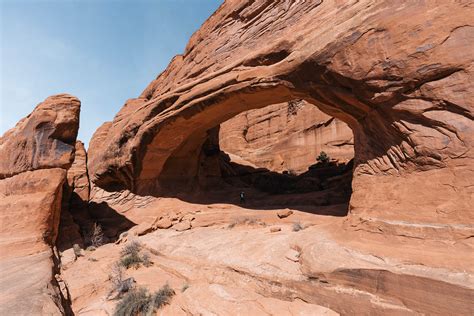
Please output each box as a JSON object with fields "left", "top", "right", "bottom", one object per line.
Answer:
{"left": 58, "top": 141, "right": 91, "bottom": 250}
{"left": 219, "top": 100, "right": 354, "bottom": 174}
{"left": 66, "top": 141, "right": 90, "bottom": 203}
{"left": 61, "top": 202, "right": 474, "bottom": 315}
{"left": 0, "top": 94, "right": 80, "bottom": 179}
{"left": 0, "top": 94, "right": 80, "bottom": 315}
{"left": 88, "top": 1, "right": 474, "bottom": 240}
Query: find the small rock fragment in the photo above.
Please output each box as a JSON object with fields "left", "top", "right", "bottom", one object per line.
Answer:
{"left": 270, "top": 226, "right": 282, "bottom": 233}
{"left": 277, "top": 209, "right": 293, "bottom": 219}
{"left": 173, "top": 219, "right": 192, "bottom": 231}
{"left": 134, "top": 222, "right": 154, "bottom": 236}
{"left": 153, "top": 217, "right": 173, "bottom": 229}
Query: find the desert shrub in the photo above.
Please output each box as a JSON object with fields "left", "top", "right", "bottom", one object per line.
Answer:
{"left": 90, "top": 223, "right": 104, "bottom": 247}
{"left": 142, "top": 253, "right": 152, "bottom": 267}
{"left": 73, "top": 244, "right": 83, "bottom": 258}
{"left": 316, "top": 151, "right": 330, "bottom": 164}
{"left": 113, "top": 287, "right": 151, "bottom": 316}
{"left": 118, "top": 240, "right": 156, "bottom": 270}
{"left": 121, "top": 252, "right": 143, "bottom": 269}
{"left": 110, "top": 262, "right": 125, "bottom": 291}
{"left": 292, "top": 222, "right": 304, "bottom": 232}
{"left": 151, "top": 284, "right": 175, "bottom": 309}
{"left": 113, "top": 285, "right": 175, "bottom": 316}
{"left": 121, "top": 240, "right": 142, "bottom": 257}
{"left": 120, "top": 240, "right": 144, "bottom": 269}
{"left": 108, "top": 263, "right": 136, "bottom": 300}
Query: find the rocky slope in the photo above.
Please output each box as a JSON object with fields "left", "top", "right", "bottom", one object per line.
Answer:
{"left": 59, "top": 198, "right": 474, "bottom": 315}
{"left": 0, "top": 94, "right": 80, "bottom": 315}
{"left": 219, "top": 100, "right": 354, "bottom": 174}
{"left": 87, "top": 0, "right": 474, "bottom": 240}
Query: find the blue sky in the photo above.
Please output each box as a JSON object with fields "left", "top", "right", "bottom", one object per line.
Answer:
{"left": 0, "top": 0, "right": 222, "bottom": 146}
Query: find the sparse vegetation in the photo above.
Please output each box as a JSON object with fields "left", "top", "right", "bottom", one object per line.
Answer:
{"left": 113, "top": 284, "right": 175, "bottom": 316}
{"left": 227, "top": 217, "right": 264, "bottom": 229}
{"left": 121, "top": 240, "right": 142, "bottom": 257}
{"left": 110, "top": 262, "right": 125, "bottom": 292}
{"left": 292, "top": 222, "right": 304, "bottom": 232}
{"left": 142, "top": 253, "right": 152, "bottom": 267}
{"left": 73, "top": 244, "right": 83, "bottom": 259}
{"left": 90, "top": 222, "right": 104, "bottom": 247}
{"left": 119, "top": 240, "right": 153, "bottom": 269}
{"left": 113, "top": 287, "right": 150, "bottom": 315}
{"left": 108, "top": 262, "right": 136, "bottom": 300}
{"left": 316, "top": 151, "right": 330, "bottom": 164}
{"left": 120, "top": 252, "right": 143, "bottom": 269}
{"left": 151, "top": 284, "right": 175, "bottom": 309}
{"left": 287, "top": 99, "right": 304, "bottom": 116}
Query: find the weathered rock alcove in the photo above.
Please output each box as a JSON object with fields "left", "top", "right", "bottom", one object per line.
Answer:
{"left": 88, "top": 0, "right": 473, "bottom": 238}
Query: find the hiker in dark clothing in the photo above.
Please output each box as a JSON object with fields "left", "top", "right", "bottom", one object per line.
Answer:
{"left": 240, "top": 191, "right": 245, "bottom": 204}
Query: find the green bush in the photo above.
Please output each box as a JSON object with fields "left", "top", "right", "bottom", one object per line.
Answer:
{"left": 316, "top": 151, "right": 330, "bottom": 164}
{"left": 113, "top": 285, "right": 175, "bottom": 316}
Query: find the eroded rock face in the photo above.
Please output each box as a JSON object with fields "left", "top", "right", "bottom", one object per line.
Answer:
{"left": 0, "top": 169, "right": 67, "bottom": 315}
{"left": 219, "top": 100, "right": 354, "bottom": 174}
{"left": 88, "top": 1, "right": 473, "bottom": 238}
{"left": 0, "top": 94, "right": 80, "bottom": 179}
{"left": 58, "top": 141, "right": 91, "bottom": 250}
{"left": 66, "top": 141, "right": 90, "bottom": 203}
{"left": 0, "top": 94, "right": 80, "bottom": 315}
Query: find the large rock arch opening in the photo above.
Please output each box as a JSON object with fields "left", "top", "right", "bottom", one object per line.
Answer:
{"left": 154, "top": 99, "right": 355, "bottom": 212}
{"left": 88, "top": 0, "right": 473, "bottom": 238}
{"left": 219, "top": 101, "right": 354, "bottom": 175}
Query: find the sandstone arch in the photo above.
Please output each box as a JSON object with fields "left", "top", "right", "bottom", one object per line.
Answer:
{"left": 88, "top": 1, "right": 474, "bottom": 236}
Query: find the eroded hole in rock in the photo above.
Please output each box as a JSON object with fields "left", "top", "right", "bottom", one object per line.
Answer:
{"left": 160, "top": 100, "right": 356, "bottom": 214}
